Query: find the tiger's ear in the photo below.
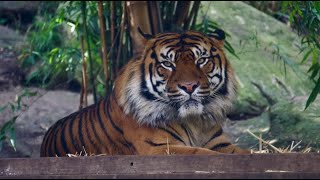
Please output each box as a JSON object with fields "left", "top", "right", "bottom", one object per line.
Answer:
{"left": 138, "top": 27, "right": 153, "bottom": 41}
{"left": 208, "top": 29, "right": 225, "bottom": 48}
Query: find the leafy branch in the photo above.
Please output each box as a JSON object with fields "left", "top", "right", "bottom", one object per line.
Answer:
{"left": 0, "top": 90, "right": 38, "bottom": 152}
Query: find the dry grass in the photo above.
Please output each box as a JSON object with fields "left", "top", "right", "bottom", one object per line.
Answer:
{"left": 246, "top": 130, "right": 313, "bottom": 154}
{"left": 65, "top": 146, "right": 107, "bottom": 157}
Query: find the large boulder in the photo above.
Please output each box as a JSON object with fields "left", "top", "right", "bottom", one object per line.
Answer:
{"left": 0, "top": 87, "right": 93, "bottom": 158}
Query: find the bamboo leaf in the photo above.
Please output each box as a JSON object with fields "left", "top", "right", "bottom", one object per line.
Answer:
{"left": 305, "top": 76, "right": 320, "bottom": 109}
{"left": 224, "top": 40, "right": 240, "bottom": 60}
{"left": 300, "top": 48, "right": 313, "bottom": 64}
{"left": 9, "top": 127, "right": 16, "bottom": 152}
{"left": 310, "top": 67, "right": 319, "bottom": 80}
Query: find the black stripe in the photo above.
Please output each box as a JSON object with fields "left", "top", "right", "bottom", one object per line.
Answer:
{"left": 198, "top": 90, "right": 210, "bottom": 95}
{"left": 43, "top": 122, "right": 56, "bottom": 157}
{"left": 168, "top": 94, "right": 182, "bottom": 98}
{"left": 104, "top": 95, "right": 136, "bottom": 154}
{"left": 156, "top": 66, "right": 166, "bottom": 77}
{"left": 158, "top": 127, "right": 186, "bottom": 145}
{"left": 89, "top": 106, "right": 104, "bottom": 148}
{"left": 50, "top": 119, "right": 65, "bottom": 157}
{"left": 181, "top": 124, "right": 193, "bottom": 146}
{"left": 140, "top": 62, "right": 157, "bottom": 100}
{"left": 167, "top": 44, "right": 181, "bottom": 48}
{"left": 203, "top": 128, "right": 223, "bottom": 147}
{"left": 60, "top": 119, "right": 72, "bottom": 155}
{"left": 160, "top": 53, "right": 168, "bottom": 59}
{"left": 84, "top": 107, "right": 100, "bottom": 153}
{"left": 210, "top": 142, "right": 232, "bottom": 151}
{"left": 186, "top": 35, "right": 205, "bottom": 41}
{"left": 145, "top": 140, "right": 167, "bottom": 147}
{"left": 183, "top": 49, "right": 196, "bottom": 58}
{"left": 77, "top": 110, "right": 86, "bottom": 152}
{"left": 186, "top": 35, "right": 203, "bottom": 41}
{"left": 151, "top": 52, "right": 158, "bottom": 62}
{"left": 47, "top": 126, "right": 58, "bottom": 157}
{"left": 69, "top": 114, "right": 80, "bottom": 153}
{"left": 104, "top": 96, "right": 123, "bottom": 134}
{"left": 185, "top": 43, "right": 202, "bottom": 51}
{"left": 149, "top": 63, "right": 163, "bottom": 96}
{"left": 121, "top": 139, "right": 137, "bottom": 153}
{"left": 53, "top": 128, "right": 62, "bottom": 157}
{"left": 208, "top": 60, "right": 215, "bottom": 73}
{"left": 156, "top": 33, "right": 177, "bottom": 39}
{"left": 167, "top": 125, "right": 182, "bottom": 137}
{"left": 160, "top": 38, "right": 180, "bottom": 45}
{"left": 96, "top": 100, "right": 117, "bottom": 147}
{"left": 209, "top": 73, "right": 222, "bottom": 80}
{"left": 217, "top": 63, "right": 228, "bottom": 96}
{"left": 212, "top": 54, "right": 222, "bottom": 71}
{"left": 41, "top": 127, "right": 51, "bottom": 154}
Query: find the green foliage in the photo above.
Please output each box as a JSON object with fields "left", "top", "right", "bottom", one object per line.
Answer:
{"left": 20, "top": 1, "right": 130, "bottom": 99}
{"left": 194, "top": 3, "right": 239, "bottom": 60}
{"left": 20, "top": 6, "right": 80, "bottom": 88}
{"left": 282, "top": 1, "right": 320, "bottom": 109}
{"left": 0, "top": 90, "right": 38, "bottom": 152}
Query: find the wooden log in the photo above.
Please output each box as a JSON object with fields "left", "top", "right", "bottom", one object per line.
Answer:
{"left": 0, "top": 154, "right": 320, "bottom": 179}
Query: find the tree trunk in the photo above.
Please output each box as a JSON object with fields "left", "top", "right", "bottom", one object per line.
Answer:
{"left": 126, "top": 1, "right": 152, "bottom": 56}
{"left": 147, "top": 1, "right": 163, "bottom": 34}
{"left": 174, "top": 1, "right": 191, "bottom": 28}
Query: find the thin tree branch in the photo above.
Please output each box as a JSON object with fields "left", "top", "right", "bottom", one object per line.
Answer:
{"left": 110, "top": 1, "right": 116, "bottom": 81}
{"left": 116, "top": 1, "right": 127, "bottom": 76}
{"left": 79, "top": 36, "right": 88, "bottom": 110}
{"left": 174, "top": 1, "right": 191, "bottom": 29}
{"left": 185, "top": 1, "right": 201, "bottom": 30}
{"left": 81, "top": 1, "right": 97, "bottom": 103}
{"left": 251, "top": 81, "right": 277, "bottom": 105}
{"left": 97, "top": 1, "right": 109, "bottom": 95}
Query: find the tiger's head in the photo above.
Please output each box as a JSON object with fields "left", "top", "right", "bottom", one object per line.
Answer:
{"left": 115, "top": 29, "right": 237, "bottom": 127}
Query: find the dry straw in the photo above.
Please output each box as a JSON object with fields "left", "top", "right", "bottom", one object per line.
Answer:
{"left": 246, "top": 129, "right": 312, "bottom": 154}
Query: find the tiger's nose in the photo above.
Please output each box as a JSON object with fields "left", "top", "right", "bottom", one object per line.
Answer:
{"left": 178, "top": 81, "right": 199, "bottom": 94}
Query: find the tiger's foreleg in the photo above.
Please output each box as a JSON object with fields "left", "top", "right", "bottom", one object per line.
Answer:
{"left": 201, "top": 136, "right": 251, "bottom": 154}
{"left": 144, "top": 145, "right": 221, "bottom": 155}
{"left": 214, "top": 144, "right": 251, "bottom": 154}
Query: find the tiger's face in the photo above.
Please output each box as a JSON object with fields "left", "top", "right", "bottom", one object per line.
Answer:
{"left": 116, "top": 30, "right": 237, "bottom": 126}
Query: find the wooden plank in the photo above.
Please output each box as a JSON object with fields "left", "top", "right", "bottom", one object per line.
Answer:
{"left": 0, "top": 154, "right": 320, "bottom": 179}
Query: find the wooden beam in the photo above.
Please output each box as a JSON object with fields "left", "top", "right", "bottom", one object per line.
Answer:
{"left": 0, "top": 154, "right": 320, "bottom": 178}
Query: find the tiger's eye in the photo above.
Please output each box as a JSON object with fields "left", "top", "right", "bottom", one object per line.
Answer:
{"left": 162, "top": 61, "right": 172, "bottom": 67}
{"left": 197, "top": 58, "right": 207, "bottom": 65}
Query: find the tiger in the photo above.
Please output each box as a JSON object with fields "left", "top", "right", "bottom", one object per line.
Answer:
{"left": 40, "top": 28, "right": 250, "bottom": 157}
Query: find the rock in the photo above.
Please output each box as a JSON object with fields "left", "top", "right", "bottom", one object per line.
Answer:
{"left": 0, "top": 26, "right": 24, "bottom": 48}
{"left": 0, "top": 47, "right": 25, "bottom": 90}
{"left": 0, "top": 87, "right": 93, "bottom": 158}
{"left": 0, "top": 1, "right": 40, "bottom": 12}
{"left": 0, "top": 1, "right": 41, "bottom": 34}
